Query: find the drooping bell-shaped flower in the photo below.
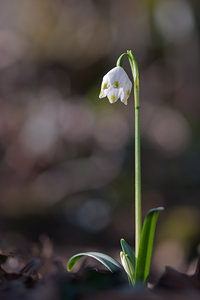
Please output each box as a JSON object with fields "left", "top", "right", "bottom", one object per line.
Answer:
{"left": 99, "top": 66, "right": 132, "bottom": 105}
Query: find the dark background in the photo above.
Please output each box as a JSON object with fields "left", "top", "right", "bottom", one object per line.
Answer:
{"left": 0, "top": 0, "right": 199, "bottom": 282}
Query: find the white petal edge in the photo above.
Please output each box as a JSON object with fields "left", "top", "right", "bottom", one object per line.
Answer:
{"left": 107, "top": 88, "right": 121, "bottom": 104}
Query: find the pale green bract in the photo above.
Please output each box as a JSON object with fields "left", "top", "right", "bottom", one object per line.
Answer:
{"left": 120, "top": 251, "right": 135, "bottom": 285}
{"left": 120, "top": 238, "right": 136, "bottom": 272}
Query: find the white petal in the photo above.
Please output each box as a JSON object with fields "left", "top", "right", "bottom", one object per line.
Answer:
{"left": 99, "top": 88, "right": 108, "bottom": 98}
{"left": 120, "top": 81, "right": 132, "bottom": 103}
{"left": 107, "top": 88, "right": 121, "bottom": 104}
{"left": 118, "top": 87, "right": 128, "bottom": 105}
{"left": 101, "top": 78, "right": 109, "bottom": 90}
{"left": 123, "top": 78, "right": 132, "bottom": 93}
{"left": 121, "top": 96, "right": 128, "bottom": 105}
{"left": 99, "top": 77, "right": 110, "bottom": 98}
{"left": 107, "top": 66, "right": 132, "bottom": 88}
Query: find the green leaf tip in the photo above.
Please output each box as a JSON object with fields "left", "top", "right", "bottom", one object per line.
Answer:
{"left": 148, "top": 206, "right": 164, "bottom": 213}
{"left": 67, "top": 251, "right": 124, "bottom": 273}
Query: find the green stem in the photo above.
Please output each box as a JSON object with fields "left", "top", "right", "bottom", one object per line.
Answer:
{"left": 117, "top": 51, "right": 141, "bottom": 258}
{"left": 134, "top": 104, "right": 141, "bottom": 258}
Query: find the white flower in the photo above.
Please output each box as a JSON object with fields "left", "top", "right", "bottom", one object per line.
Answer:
{"left": 99, "top": 66, "right": 132, "bottom": 105}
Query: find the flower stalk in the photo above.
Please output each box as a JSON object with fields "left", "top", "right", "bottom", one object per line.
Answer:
{"left": 117, "top": 50, "right": 141, "bottom": 258}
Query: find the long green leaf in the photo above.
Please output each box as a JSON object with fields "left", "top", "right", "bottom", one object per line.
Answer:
{"left": 135, "top": 207, "right": 164, "bottom": 283}
{"left": 67, "top": 252, "right": 124, "bottom": 273}
{"left": 120, "top": 239, "right": 136, "bottom": 272}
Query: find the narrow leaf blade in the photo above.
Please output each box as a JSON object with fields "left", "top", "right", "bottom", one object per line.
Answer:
{"left": 67, "top": 251, "right": 124, "bottom": 273}
{"left": 120, "top": 239, "right": 136, "bottom": 271}
{"left": 135, "top": 207, "right": 164, "bottom": 283}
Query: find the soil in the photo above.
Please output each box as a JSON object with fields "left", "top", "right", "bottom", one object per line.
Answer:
{"left": 0, "top": 253, "right": 200, "bottom": 300}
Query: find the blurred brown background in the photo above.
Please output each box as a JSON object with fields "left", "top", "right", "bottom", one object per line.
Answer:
{"left": 0, "top": 0, "right": 199, "bottom": 282}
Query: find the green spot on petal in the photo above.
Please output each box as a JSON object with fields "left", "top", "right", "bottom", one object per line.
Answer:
{"left": 110, "top": 95, "right": 115, "bottom": 102}
{"left": 113, "top": 81, "right": 119, "bottom": 88}
{"left": 103, "top": 83, "right": 107, "bottom": 89}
